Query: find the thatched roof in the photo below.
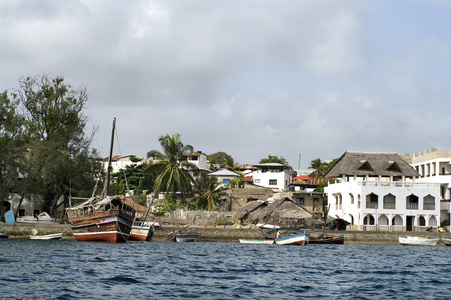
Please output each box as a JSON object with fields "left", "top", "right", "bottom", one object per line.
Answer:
{"left": 236, "top": 200, "right": 267, "bottom": 220}
{"left": 324, "top": 151, "right": 419, "bottom": 178}
{"left": 248, "top": 198, "right": 313, "bottom": 223}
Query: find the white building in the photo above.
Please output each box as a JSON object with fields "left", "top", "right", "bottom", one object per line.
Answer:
{"left": 251, "top": 163, "right": 295, "bottom": 192}
{"left": 180, "top": 152, "right": 209, "bottom": 169}
{"left": 325, "top": 152, "right": 440, "bottom": 232}
{"left": 403, "top": 148, "right": 451, "bottom": 224}
{"left": 103, "top": 155, "right": 141, "bottom": 174}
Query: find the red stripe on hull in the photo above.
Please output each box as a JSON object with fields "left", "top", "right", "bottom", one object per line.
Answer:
{"left": 128, "top": 233, "right": 148, "bottom": 242}
{"left": 73, "top": 231, "right": 129, "bottom": 243}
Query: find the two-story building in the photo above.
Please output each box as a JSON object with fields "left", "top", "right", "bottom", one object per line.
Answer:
{"left": 402, "top": 148, "right": 451, "bottom": 224}
{"left": 325, "top": 151, "right": 440, "bottom": 232}
{"left": 251, "top": 163, "right": 295, "bottom": 192}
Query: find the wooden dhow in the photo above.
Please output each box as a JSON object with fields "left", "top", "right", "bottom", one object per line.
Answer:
{"left": 66, "top": 118, "right": 135, "bottom": 242}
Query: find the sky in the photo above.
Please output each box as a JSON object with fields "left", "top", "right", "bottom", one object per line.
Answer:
{"left": 1, "top": 0, "right": 451, "bottom": 171}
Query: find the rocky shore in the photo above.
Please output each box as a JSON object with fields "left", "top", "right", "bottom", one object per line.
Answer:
{"left": 1, "top": 222, "right": 450, "bottom": 245}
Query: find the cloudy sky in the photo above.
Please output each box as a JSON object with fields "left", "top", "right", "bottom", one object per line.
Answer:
{"left": 1, "top": 0, "right": 451, "bottom": 170}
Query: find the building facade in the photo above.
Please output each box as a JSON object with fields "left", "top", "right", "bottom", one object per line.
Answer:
{"left": 251, "top": 163, "right": 295, "bottom": 192}
{"left": 402, "top": 148, "right": 451, "bottom": 224}
{"left": 325, "top": 152, "right": 440, "bottom": 231}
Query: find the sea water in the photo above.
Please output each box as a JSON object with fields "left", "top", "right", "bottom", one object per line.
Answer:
{"left": 1, "top": 239, "right": 450, "bottom": 299}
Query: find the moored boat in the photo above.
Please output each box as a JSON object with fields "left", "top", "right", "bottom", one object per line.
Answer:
{"left": 66, "top": 118, "right": 135, "bottom": 243}
{"left": 399, "top": 236, "right": 438, "bottom": 246}
{"left": 0, "top": 233, "right": 9, "bottom": 239}
{"left": 173, "top": 232, "right": 199, "bottom": 242}
{"left": 129, "top": 223, "right": 154, "bottom": 241}
{"left": 275, "top": 232, "right": 309, "bottom": 245}
{"left": 442, "top": 238, "right": 451, "bottom": 246}
{"left": 30, "top": 230, "right": 63, "bottom": 240}
{"left": 66, "top": 196, "right": 135, "bottom": 242}
{"left": 239, "top": 239, "right": 274, "bottom": 245}
{"left": 309, "top": 234, "right": 344, "bottom": 244}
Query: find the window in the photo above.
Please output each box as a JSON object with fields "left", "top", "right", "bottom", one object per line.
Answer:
{"left": 223, "top": 179, "right": 229, "bottom": 184}
{"left": 269, "top": 179, "right": 277, "bottom": 185}
{"left": 297, "top": 198, "right": 304, "bottom": 206}
{"left": 254, "top": 179, "right": 260, "bottom": 184}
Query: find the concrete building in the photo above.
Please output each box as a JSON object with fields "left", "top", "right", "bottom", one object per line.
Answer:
{"left": 251, "top": 163, "right": 295, "bottom": 192}
{"left": 402, "top": 148, "right": 451, "bottom": 224}
{"left": 325, "top": 152, "right": 440, "bottom": 232}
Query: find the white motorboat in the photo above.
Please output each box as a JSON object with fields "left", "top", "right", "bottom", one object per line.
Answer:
{"left": 257, "top": 223, "right": 280, "bottom": 229}
{"left": 173, "top": 232, "right": 199, "bottom": 242}
{"left": 30, "top": 232, "right": 63, "bottom": 240}
{"left": 399, "top": 236, "right": 438, "bottom": 246}
{"left": 239, "top": 239, "right": 274, "bottom": 245}
{"left": 442, "top": 238, "right": 451, "bottom": 246}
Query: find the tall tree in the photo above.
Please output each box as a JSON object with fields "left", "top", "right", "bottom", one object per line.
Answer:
{"left": 208, "top": 152, "right": 233, "bottom": 168}
{"left": 0, "top": 91, "right": 25, "bottom": 220}
{"left": 308, "top": 158, "right": 328, "bottom": 178}
{"left": 147, "top": 134, "right": 198, "bottom": 202}
{"left": 191, "top": 176, "right": 226, "bottom": 211}
{"left": 259, "top": 154, "right": 288, "bottom": 165}
{"left": 12, "top": 75, "right": 98, "bottom": 216}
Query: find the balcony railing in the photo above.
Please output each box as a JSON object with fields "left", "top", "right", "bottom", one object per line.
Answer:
{"left": 364, "top": 225, "right": 376, "bottom": 231}
{"left": 406, "top": 203, "right": 419, "bottom": 209}
{"left": 383, "top": 202, "right": 396, "bottom": 209}
{"left": 392, "top": 225, "right": 403, "bottom": 232}
{"left": 423, "top": 203, "right": 435, "bottom": 210}
{"left": 366, "top": 202, "right": 378, "bottom": 209}
{"left": 341, "top": 181, "right": 441, "bottom": 188}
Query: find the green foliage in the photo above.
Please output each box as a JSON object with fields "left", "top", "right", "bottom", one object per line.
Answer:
{"left": 441, "top": 219, "right": 450, "bottom": 228}
{"left": 147, "top": 133, "right": 198, "bottom": 199}
{"left": 110, "top": 159, "right": 156, "bottom": 196}
{"left": 208, "top": 152, "right": 233, "bottom": 167}
{"left": 259, "top": 155, "right": 288, "bottom": 165}
{"left": 111, "top": 180, "right": 126, "bottom": 196}
{"left": 138, "top": 193, "right": 147, "bottom": 206}
{"left": 191, "top": 176, "right": 226, "bottom": 211}
{"left": 7, "top": 75, "right": 98, "bottom": 216}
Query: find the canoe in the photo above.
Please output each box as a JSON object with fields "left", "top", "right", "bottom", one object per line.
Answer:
{"left": 399, "top": 236, "right": 438, "bottom": 246}
{"left": 442, "top": 238, "right": 451, "bottom": 246}
{"left": 174, "top": 232, "right": 199, "bottom": 242}
{"left": 275, "top": 233, "right": 309, "bottom": 245}
{"left": 309, "top": 234, "right": 344, "bottom": 244}
{"left": 239, "top": 239, "right": 274, "bottom": 245}
{"left": 30, "top": 233, "right": 63, "bottom": 240}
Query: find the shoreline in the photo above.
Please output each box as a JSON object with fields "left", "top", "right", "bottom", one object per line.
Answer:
{"left": 1, "top": 222, "right": 450, "bottom": 245}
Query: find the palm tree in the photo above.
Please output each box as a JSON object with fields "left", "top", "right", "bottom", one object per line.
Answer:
{"left": 147, "top": 134, "right": 198, "bottom": 202}
{"left": 192, "top": 176, "right": 226, "bottom": 211}
{"left": 309, "top": 158, "right": 327, "bottom": 178}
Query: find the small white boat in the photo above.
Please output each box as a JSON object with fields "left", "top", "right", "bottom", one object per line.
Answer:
{"left": 30, "top": 233, "right": 63, "bottom": 240}
{"left": 275, "top": 232, "right": 309, "bottom": 245}
{"left": 442, "top": 238, "right": 451, "bottom": 246}
{"left": 173, "top": 232, "right": 199, "bottom": 242}
{"left": 399, "top": 236, "right": 438, "bottom": 246}
{"left": 257, "top": 223, "right": 280, "bottom": 229}
{"left": 0, "top": 233, "right": 9, "bottom": 239}
{"left": 239, "top": 239, "right": 274, "bottom": 245}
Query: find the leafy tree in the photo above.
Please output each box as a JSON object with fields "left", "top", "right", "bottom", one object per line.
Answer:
{"left": 12, "top": 75, "right": 98, "bottom": 216}
{"left": 191, "top": 176, "right": 226, "bottom": 211}
{"left": 208, "top": 152, "right": 233, "bottom": 167}
{"left": 147, "top": 133, "right": 198, "bottom": 205}
{"left": 0, "top": 91, "right": 25, "bottom": 220}
{"left": 259, "top": 155, "right": 288, "bottom": 165}
{"left": 110, "top": 158, "right": 156, "bottom": 195}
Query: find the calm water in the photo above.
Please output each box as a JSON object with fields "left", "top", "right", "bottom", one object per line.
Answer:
{"left": 1, "top": 239, "right": 451, "bottom": 299}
